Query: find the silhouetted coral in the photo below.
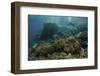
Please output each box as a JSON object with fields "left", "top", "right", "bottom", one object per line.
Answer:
{"left": 40, "top": 23, "right": 59, "bottom": 40}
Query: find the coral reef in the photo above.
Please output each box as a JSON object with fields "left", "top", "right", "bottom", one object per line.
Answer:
{"left": 28, "top": 22, "right": 88, "bottom": 60}
{"left": 28, "top": 31, "right": 87, "bottom": 60}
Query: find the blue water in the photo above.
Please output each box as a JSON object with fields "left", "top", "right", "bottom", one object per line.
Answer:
{"left": 28, "top": 15, "right": 88, "bottom": 48}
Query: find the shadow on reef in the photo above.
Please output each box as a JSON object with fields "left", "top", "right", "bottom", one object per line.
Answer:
{"left": 28, "top": 22, "right": 88, "bottom": 60}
